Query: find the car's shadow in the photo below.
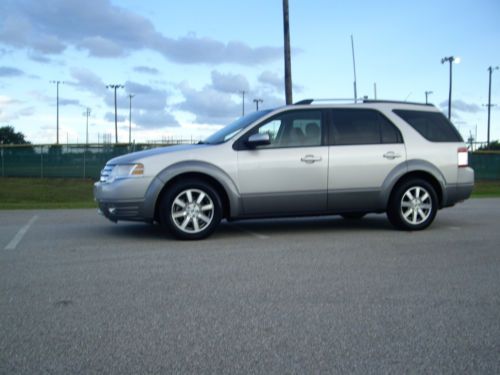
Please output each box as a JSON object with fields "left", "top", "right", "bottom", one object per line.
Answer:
{"left": 92, "top": 214, "right": 393, "bottom": 241}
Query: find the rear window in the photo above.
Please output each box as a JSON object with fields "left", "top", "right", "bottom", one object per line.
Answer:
{"left": 393, "top": 110, "right": 463, "bottom": 142}
{"left": 330, "top": 109, "right": 403, "bottom": 145}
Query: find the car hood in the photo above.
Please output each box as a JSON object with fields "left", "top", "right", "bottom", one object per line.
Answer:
{"left": 107, "top": 144, "right": 208, "bottom": 165}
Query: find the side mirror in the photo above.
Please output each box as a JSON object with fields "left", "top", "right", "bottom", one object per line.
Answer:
{"left": 246, "top": 133, "right": 271, "bottom": 148}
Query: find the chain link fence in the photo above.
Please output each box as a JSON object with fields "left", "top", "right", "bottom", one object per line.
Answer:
{"left": 0, "top": 142, "right": 193, "bottom": 180}
{"left": 0, "top": 143, "right": 499, "bottom": 180}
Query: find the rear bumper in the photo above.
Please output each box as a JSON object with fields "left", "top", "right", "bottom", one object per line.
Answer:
{"left": 443, "top": 183, "right": 474, "bottom": 207}
{"left": 443, "top": 167, "right": 474, "bottom": 207}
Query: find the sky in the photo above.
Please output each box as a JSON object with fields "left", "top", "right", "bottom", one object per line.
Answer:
{"left": 0, "top": 0, "right": 499, "bottom": 144}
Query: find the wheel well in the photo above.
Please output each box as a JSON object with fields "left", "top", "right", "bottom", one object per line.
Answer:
{"left": 154, "top": 172, "right": 230, "bottom": 221}
{"left": 391, "top": 171, "right": 444, "bottom": 207}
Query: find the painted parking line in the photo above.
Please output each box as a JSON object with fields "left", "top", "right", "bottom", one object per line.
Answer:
{"left": 4, "top": 215, "right": 39, "bottom": 250}
{"left": 230, "top": 224, "right": 270, "bottom": 240}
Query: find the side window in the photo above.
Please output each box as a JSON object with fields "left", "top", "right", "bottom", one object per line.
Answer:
{"left": 393, "top": 110, "right": 463, "bottom": 142}
{"left": 330, "top": 109, "right": 402, "bottom": 145}
{"left": 246, "top": 110, "right": 323, "bottom": 149}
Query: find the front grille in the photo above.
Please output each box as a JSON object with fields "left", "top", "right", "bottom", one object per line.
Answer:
{"left": 100, "top": 165, "right": 114, "bottom": 183}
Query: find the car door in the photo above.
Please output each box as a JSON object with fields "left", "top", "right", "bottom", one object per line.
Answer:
{"left": 236, "top": 109, "right": 328, "bottom": 216}
{"left": 327, "top": 108, "right": 407, "bottom": 211}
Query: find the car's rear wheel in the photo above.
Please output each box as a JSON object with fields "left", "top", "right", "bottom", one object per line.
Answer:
{"left": 387, "top": 179, "right": 438, "bottom": 231}
{"left": 160, "top": 179, "right": 222, "bottom": 240}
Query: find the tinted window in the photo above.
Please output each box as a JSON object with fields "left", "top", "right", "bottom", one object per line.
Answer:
{"left": 330, "top": 109, "right": 402, "bottom": 145}
{"left": 240, "top": 110, "right": 323, "bottom": 149}
{"left": 393, "top": 110, "right": 463, "bottom": 142}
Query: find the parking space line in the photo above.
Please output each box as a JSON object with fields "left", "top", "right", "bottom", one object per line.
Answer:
{"left": 4, "top": 215, "right": 39, "bottom": 250}
{"left": 231, "top": 224, "right": 270, "bottom": 240}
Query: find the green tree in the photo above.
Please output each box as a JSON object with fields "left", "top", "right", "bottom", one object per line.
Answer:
{"left": 0, "top": 126, "right": 30, "bottom": 144}
{"left": 478, "top": 140, "right": 500, "bottom": 151}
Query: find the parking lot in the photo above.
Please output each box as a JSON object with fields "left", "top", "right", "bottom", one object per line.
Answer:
{"left": 1, "top": 199, "right": 499, "bottom": 374}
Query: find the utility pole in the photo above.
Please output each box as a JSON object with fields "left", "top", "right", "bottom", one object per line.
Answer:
{"left": 253, "top": 98, "right": 263, "bottom": 111}
{"left": 106, "top": 84, "right": 124, "bottom": 143}
{"left": 351, "top": 35, "right": 358, "bottom": 103}
{"left": 283, "top": 0, "right": 293, "bottom": 105}
{"left": 128, "top": 94, "right": 135, "bottom": 144}
{"left": 50, "top": 80, "right": 65, "bottom": 144}
{"left": 487, "top": 66, "right": 499, "bottom": 146}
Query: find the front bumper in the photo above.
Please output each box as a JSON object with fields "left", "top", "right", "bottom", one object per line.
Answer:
{"left": 96, "top": 200, "right": 147, "bottom": 222}
{"left": 94, "top": 179, "right": 152, "bottom": 222}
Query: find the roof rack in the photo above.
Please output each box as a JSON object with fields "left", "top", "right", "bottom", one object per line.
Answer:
{"left": 294, "top": 98, "right": 434, "bottom": 107}
{"left": 362, "top": 99, "right": 434, "bottom": 107}
{"left": 294, "top": 98, "right": 358, "bottom": 105}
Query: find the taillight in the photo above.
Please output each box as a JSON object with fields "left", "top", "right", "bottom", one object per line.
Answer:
{"left": 457, "top": 147, "right": 468, "bottom": 167}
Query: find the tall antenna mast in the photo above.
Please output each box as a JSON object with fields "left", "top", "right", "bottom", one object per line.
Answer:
{"left": 351, "top": 35, "right": 358, "bottom": 103}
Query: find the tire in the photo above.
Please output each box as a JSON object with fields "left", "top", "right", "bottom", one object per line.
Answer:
{"left": 387, "top": 179, "right": 438, "bottom": 231}
{"left": 341, "top": 212, "right": 366, "bottom": 220}
{"left": 159, "top": 179, "right": 222, "bottom": 240}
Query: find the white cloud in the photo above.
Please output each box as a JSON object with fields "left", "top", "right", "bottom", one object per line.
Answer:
{"left": 0, "top": 0, "right": 282, "bottom": 65}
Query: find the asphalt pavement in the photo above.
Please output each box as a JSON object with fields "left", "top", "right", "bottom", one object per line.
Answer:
{"left": 1, "top": 199, "right": 499, "bottom": 374}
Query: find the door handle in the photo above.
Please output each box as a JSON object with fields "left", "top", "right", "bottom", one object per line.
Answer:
{"left": 383, "top": 151, "right": 402, "bottom": 160}
{"left": 301, "top": 154, "right": 322, "bottom": 163}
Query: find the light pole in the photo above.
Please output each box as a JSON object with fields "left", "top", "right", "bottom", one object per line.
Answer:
{"left": 82, "top": 108, "right": 91, "bottom": 145}
{"left": 50, "top": 80, "right": 65, "bottom": 144}
{"left": 441, "top": 56, "right": 460, "bottom": 120}
{"left": 253, "top": 98, "right": 263, "bottom": 111}
{"left": 487, "top": 66, "right": 499, "bottom": 146}
{"left": 241, "top": 90, "right": 246, "bottom": 116}
{"left": 425, "top": 91, "right": 433, "bottom": 104}
{"left": 128, "top": 94, "right": 135, "bottom": 144}
{"left": 106, "top": 84, "right": 124, "bottom": 143}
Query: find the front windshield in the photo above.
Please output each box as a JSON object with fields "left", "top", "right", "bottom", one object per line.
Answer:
{"left": 202, "top": 110, "right": 273, "bottom": 144}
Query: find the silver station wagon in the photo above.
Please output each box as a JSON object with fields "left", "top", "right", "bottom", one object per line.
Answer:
{"left": 94, "top": 99, "right": 474, "bottom": 240}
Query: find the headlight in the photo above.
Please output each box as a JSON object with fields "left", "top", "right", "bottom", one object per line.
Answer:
{"left": 100, "top": 163, "right": 144, "bottom": 183}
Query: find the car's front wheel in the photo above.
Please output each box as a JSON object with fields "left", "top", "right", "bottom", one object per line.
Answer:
{"left": 387, "top": 179, "right": 438, "bottom": 231}
{"left": 160, "top": 179, "right": 222, "bottom": 240}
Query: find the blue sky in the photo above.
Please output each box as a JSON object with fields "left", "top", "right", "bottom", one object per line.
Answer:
{"left": 0, "top": 0, "right": 499, "bottom": 144}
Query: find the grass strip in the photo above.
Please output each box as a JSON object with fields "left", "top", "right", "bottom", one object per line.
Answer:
{"left": 0, "top": 177, "right": 499, "bottom": 210}
{"left": 0, "top": 177, "right": 96, "bottom": 209}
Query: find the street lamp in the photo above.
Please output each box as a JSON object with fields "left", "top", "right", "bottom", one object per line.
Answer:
{"left": 106, "top": 84, "right": 124, "bottom": 143}
{"left": 441, "top": 56, "right": 460, "bottom": 120}
{"left": 253, "top": 98, "right": 263, "bottom": 111}
{"left": 50, "top": 80, "right": 65, "bottom": 144}
{"left": 487, "top": 66, "right": 499, "bottom": 146}
{"left": 425, "top": 91, "right": 433, "bottom": 104}
{"left": 128, "top": 94, "right": 135, "bottom": 144}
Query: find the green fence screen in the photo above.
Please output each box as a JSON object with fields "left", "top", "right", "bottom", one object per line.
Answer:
{"left": 0, "top": 145, "right": 499, "bottom": 180}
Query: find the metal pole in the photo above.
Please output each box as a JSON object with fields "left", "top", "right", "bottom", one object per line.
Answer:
{"left": 351, "top": 35, "right": 358, "bottom": 103}
{"left": 448, "top": 59, "right": 452, "bottom": 120}
{"left": 425, "top": 91, "right": 433, "bottom": 104}
{"left": 114, "top": 88, "right": 118, "bottom": 143}
{"left": 487, "top": 66, "right": 498, "bottom": 146}
{"left": 106, "top": 84, "right": 124, "bottom": 144}
{"left": 283, "top": 0, "right": 293, "bottom": 105}
{"left": 0, "top": 143, "right": 4, "bottom": 177}
{"left": 129, "top": 94, "right": 134, "bottom": 144}
{"left": 441, "top": 57, "right": 456, "bottom": 120}
{"left": 56, "top": 82, "right": 59, "bottom": 144}
{"left": 241, "top": 90, "right": 245, "bottom": 116}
